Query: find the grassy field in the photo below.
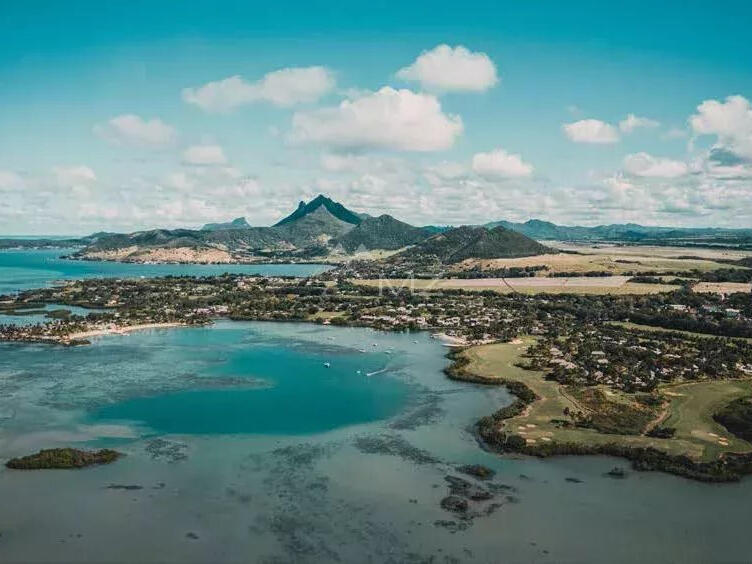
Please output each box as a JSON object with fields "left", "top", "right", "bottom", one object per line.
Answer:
{"left": 354, "top": 278, "right": 679, "bottom": 295}
{"left": 460, "top": 339, "right": 752, "bottom": 462}
{"left": 662, "top": 380, "right": 752, "bottom": 459}
{"left": 307, "top": 310, "right": 344, "bottom": 320}
{"left": 693, "top": 282, "right": 752, "bottom": 294}
{"left": 547, "top": 242, "right": 752, "bottom": 262}
{"left": 458, "top": 246, "right": 740, "bottom": 275}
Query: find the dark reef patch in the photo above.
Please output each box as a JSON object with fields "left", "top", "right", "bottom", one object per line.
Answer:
{"left": 6, "top": 448, "right": 122, "bottom": 470}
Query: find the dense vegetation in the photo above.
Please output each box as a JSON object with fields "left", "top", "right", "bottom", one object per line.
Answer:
{"left": 6, "top": 448, "right": 122, "bottom": 469}
{"left": 714, "top": 398, "right": 752, "bottom": 442}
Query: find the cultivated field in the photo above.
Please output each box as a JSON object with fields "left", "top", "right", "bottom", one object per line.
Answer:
{"left": 355, "top": 277, "right": 679, "bottom": 295}
{"left": 456, "top": 242, "right": 752, "bottom": 276}
{"left": 548, "top": 242, "right": 752, "bottom": 262}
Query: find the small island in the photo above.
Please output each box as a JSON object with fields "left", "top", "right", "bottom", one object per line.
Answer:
{"left": 5, "top": 448, "right": 123, "bottom": 470}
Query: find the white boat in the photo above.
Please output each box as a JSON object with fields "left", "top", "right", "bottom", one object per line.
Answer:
{"left": 324, "top": 362, "right": 331, "bottom": 368}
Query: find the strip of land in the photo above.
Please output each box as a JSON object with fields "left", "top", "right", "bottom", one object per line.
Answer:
{"left": 354, "top": 277, "right": 679, "bottom": 295}
{"left": 66, "top": 322, "right": 187, "bottom": 341}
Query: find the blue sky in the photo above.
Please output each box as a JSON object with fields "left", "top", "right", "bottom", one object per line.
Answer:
{"left": 1, "top": 1, "right": 751, "bottom": 234}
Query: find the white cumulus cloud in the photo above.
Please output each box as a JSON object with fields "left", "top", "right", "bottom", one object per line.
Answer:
{"left": 182, "top": 145, "right": 228, "bottom": 166}
{"left": 472, "top": 149, "right": 533, "bottom": 178}
{"left": 290, "top": 87, "right": 463, "bottom": 151}
{"left": 93, "top": 114, "right": 176, "bottom": 147}
{"left": 562, "top": 119, "right": 620, "bottom": 144}
{"left": 619, "top": 113, "right": 660, "bottom": 133}
{"left": 689, "top": 95, "right": 752, "bottom": 160}
{"left": 396, "top": 44, "right": 498, "bottom": 92}
{"left": 182, "top": 66, "right": 335, "bottom": 112}
{"left": 623, "top": 152, "right": 689, "bottom": 178}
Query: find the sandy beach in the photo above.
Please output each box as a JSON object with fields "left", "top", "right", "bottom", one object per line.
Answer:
{"left": 66, "top": 322, "right": 186, "bottom": 341}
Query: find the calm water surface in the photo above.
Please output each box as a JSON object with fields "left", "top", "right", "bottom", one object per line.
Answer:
{"left": 0, "top": 248, "right": 331, "bottom": 294}
{"left": 0, "top": 321, "right": 751, "bottom": 563}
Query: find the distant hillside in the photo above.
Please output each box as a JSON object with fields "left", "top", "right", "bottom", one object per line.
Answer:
{"left": 84, "top": 229, "right": 206, "bottom": 251}
{"left": 274, "top": 194, "right": 362, "bottom": 227}
{"left": 489, "top": 218, "right": 752, "bottom": 245}
{"left": 333, "top": 215, "right": 431, "bottom": 252}
{"left": 70, "top": 194, "right": 752, "bottom": 264}
{"left": 201, "top": 217, "right": 251, "bottom": 231}
{"left": 421, "top": 225, "right": 453, "bottom": 235}
{"left": 0, "top": 232, "right": 111, "bottom": 250}
{"left": 399, "top": 225, "right": 551, "bottom": 264}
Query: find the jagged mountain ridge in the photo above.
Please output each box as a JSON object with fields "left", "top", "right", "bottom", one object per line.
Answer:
{"left": 273, "top": 205, "right": 356, "bottom": 247}
{"left": 274, "top": 195, "right": 362, "bottom": 227}
{"left": 78, "top": 195, "right": 432, "bottom": 258}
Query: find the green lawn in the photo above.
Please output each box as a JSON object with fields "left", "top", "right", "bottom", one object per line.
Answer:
{"left": 663, "top": 379, "right": 752, "bottom": 459}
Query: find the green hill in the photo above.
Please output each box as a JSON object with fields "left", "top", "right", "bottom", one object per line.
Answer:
{"left": 333, "top": 214, "right": 430, "bottom": 252}
{"left": 399, "top": 225, "right": 551, "bottom": 264}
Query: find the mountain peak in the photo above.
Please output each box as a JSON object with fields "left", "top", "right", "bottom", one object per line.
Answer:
{"left": 274, "top": 194, "right": 362, "bottom": 227}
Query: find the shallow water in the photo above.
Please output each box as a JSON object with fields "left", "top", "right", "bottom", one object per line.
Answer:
{"left": 0, "top": 322, "right": 751, "bottom": 563}
{"left": 0, "top": 249, "right": 331, "bottom": 294}
{"left": 0, "top": 303, "right": 107, "bottom": 326}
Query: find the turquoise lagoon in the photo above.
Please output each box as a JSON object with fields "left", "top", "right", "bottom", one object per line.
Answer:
{"left": 1, "top": 321, "right": 752, "bottom": 562}
{"left": 0, "top": 248, "right": 330, "bottom": 295}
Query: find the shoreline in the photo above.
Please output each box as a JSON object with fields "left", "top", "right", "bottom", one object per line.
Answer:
{"left": 63, "top": 253, "right": 339, "bottom": 267}
{"left": 65, "top": 322, "right": 188, "bottom": 341}
{"left": 4, "top": 308, "right": 752, "bottom": 483}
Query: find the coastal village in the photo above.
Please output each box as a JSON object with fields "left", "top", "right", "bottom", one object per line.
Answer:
{"left": 2, "top": 273, "right": 751, "bottom": 392}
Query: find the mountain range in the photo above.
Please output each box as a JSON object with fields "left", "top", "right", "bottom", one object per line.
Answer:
{"left": 5, "top": 194, "right": 750, "bottom": 260}
{"left": 70, "top": 195, "right": 549, "bottom": 263}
